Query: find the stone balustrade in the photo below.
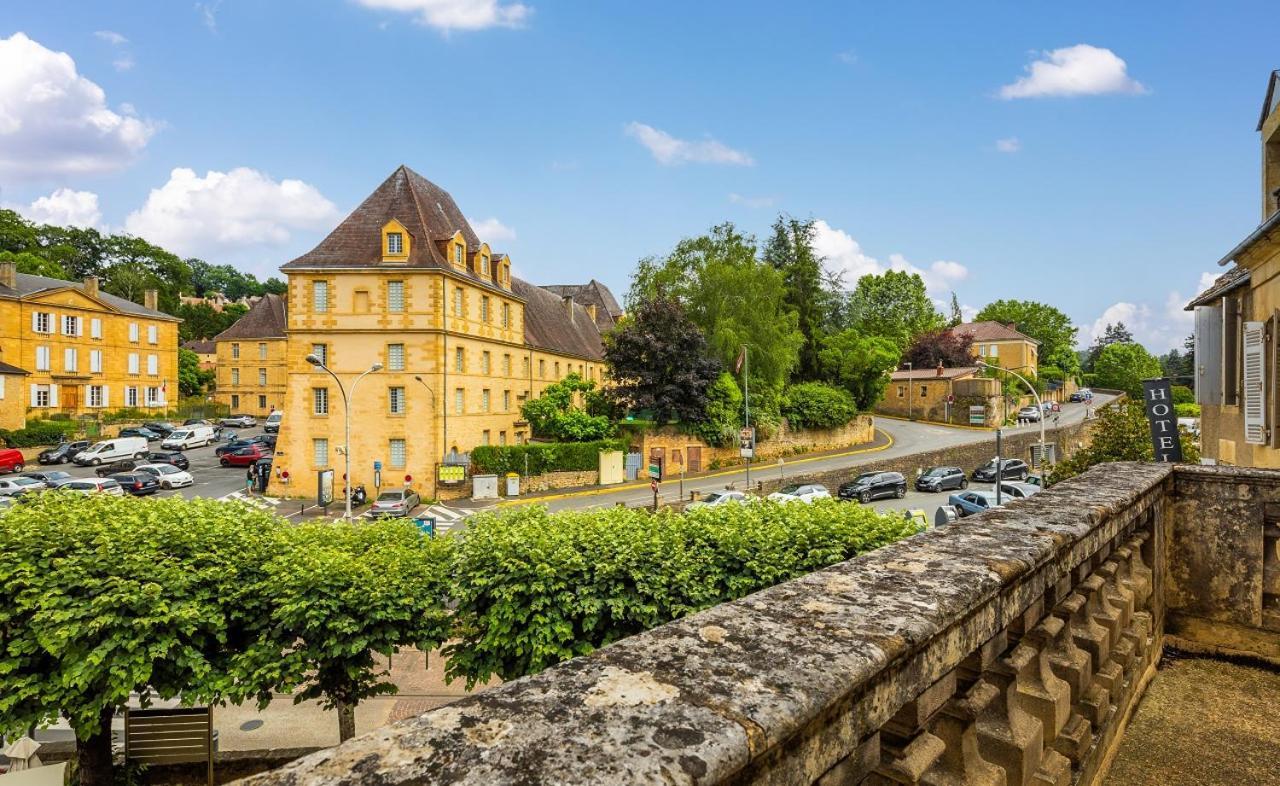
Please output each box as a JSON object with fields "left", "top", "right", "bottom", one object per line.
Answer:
{"left": 239, "top": 462, "right": 1280, "bottom": 786}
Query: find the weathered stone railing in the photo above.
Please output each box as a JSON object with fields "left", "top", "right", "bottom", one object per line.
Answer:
{"left": 240, "top": 462, "right": 1277, "bottom": 786}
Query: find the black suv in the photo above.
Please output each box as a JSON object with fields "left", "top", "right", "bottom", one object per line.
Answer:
{"left": 972, "top": 458, "right": 1029, "bottom": 482}
{"left": 94, "top": 458, "right": 139, "bottom": 477}
{"left": 118, "top": 427, "right": 162, "bottom": 441}
{"left": 915, "top": 466, "right": 968, "bottom": 492}
{"left": 143, "top": 422, "right": 177, "bottom": 437}
{"left": 108, "top": 472, "right": 160, "bottom": 496}
{"left": 838, "top": 471, "right": 907, "bottom": 503}
{"left": 37, "top": 440, "right": 90, "bottom": 465}
{"left": 144, "top": 451, "right": 190, "bottom": 470}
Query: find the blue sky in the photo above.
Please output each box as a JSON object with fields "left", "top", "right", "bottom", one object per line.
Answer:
{"left": 1, "top": 1, "right": 1276, "bottom": 352}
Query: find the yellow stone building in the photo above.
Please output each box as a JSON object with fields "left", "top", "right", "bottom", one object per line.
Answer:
{"left": 267, "top": 166, "right": 611, "bottom": 500}
{"left": 0, "top": 263, "right": 180, "bottom": 429}
{"left": 1188, "top": 70, "right": 1280, "bottom": 467}
{"left": 212, "top": 293, "right": 288, "bottom": 416}
{"left": 949, "top": 321, "right": 1041, "bottom": 376}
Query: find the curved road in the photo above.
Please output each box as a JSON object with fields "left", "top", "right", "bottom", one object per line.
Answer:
{"left": 502, "top": 394, "right": 1116, "bottom": 513}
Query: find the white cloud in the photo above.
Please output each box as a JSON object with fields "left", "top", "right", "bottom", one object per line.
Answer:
{"left": 124, "top": 167, "right": 339, "bottom": 257}
{"left": 812, "top": 219, "right": 970, "bottom": 305}
{"left": 0, "top": 33, "right": 157, "bottom": 179}
{"left": 1000, "top": 44, "right": 1147, "bottom": 99}
{"left": 470, "top": 216, "right": 516, "bottom": 244}
{"left": 353, "top": 0, "right": 531, "bottom": 31}
{"left": 728, "top": 193, "right": 775, "bottom": 208}
{"left": 12, "top": 188, "right": 102, "bottom": 228}
{"left": 196, "top": 1, "right": 223, "bottom": 32}
{"left": 995, "top": 137, "right": 1021, "bottom": 153}
{"left": 624, "top": 122, "right": 754, "bottom": 166}
{"left": 1082, "top": 271, "right": 1216, "bottom": 354}
{"left": 94, "top": 31, "right": 128, "bottom": 46}
{"left": 113, "top": 55, "right": 135, "bottom": 72}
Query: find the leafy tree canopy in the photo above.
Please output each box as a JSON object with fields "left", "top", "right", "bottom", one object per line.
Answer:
{"left": 818, "top": 328, "right": 902, "bottom": 410}
{"left": 178, "top": 347, "right": 214, "bottom": 397}
{"left": 1091, "top": 341, "right": 1163, "bottom": 396}
{"left": 1084, "top": 321, "right": 1135, "bottom": 371}
{"left": 975, "top": 299, "right": 1080, "bottom": 377}
{"left": 782, "top": 382, "right": 859, "bottom": 430}
{"left": 902, "top": 328, "right": 975, "bottom": 369}
{"left": 762, "top": 216, "right": 839, "bottom": 380}
{"left": 520, "top": 372, "right": 614, "bottom": 442}
{"left": 845, "top": 269, "right": 944, "bottom": 349}
{"left": 1050, "top": 398, "right": 1199, "bottom": 483}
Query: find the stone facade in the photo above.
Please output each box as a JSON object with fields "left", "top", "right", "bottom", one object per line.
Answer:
{"left": 638, "top": 417, "right": 876, "bottom": 476}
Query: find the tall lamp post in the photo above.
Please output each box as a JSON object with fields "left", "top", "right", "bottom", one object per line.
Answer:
{"left": 413, "top": 374, "right": 440, "bottom": 456}
{"left": 306, "top": 353, "right": 382, "bottom": 519}
{"left": 977, "top": 360, "right": 1047, "bottom": 467}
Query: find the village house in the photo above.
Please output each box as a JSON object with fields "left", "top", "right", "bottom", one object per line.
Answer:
{"left": 212, "top": 293, "right": 288, "bottom": 417}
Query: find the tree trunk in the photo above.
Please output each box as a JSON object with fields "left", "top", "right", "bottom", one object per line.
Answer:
{"left": 75, "top": 708, "right": 116, "bottom": 786}
{"left": 337, "top": 700, "right": 356, "bottom": 742}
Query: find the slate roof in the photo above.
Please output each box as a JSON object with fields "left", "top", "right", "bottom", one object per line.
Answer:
{"left": 1186, "top": 266, "right": 1251, "bottom": 310}
{"left": 949, "top": 320, "right": 1040, "bottom": 345}
{"left": 543, "top": 280, "right": 623, "bottom": 331}
{"left": 182, "top": 339, "right": 217, "bottom": 354}
{"left": 512, "top": 278, "right": 605, "bottom": 361}
{"left": 0, "top": 273, "right": 177, "bottom": 320}
{"left": 890, "top": 366, "right": 981, "bottom": 381}
{"left": 213, "top": 293, "right": 287, "bottom": 341}
{"left": 0, "top": 360, "right": 29, "bottom": 376}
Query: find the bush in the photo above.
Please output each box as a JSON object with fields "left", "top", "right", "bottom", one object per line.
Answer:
{"left": 781, "top": 382, "right": 859, "bottom": 430}
{"left": 443, "top": 499, "right": 922, "bottom": 687}
{"left": 686, "top": 372, "right": 742, "bottom": 447}
{"left": 1050, "top": 398, "right": 1199, "bottom": 483}
{"left": 469, "top": 439, "right": 626, "bottom": 476}
{"left": 0, "top": 419, "right": 78, "bottom": 448}
{"left": 1172, "top": 385, "right": 1195, "bottom": 405}
{"left": 1175, "top": 402, "right": 1200, "bottom": 418}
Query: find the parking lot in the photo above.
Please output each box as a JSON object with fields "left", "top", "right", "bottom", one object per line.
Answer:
{"left": 24, "top": 424, "right": 273, "bottom": 502}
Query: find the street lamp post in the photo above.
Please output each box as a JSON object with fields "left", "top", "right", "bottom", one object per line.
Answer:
{"left": 413, "top": 375, "right": 440, "bottom": 476}
{"left": 977, "top": 360, "right": 1047, "bottom": 468}
{"left": 306, "top": 353, "right": 382, "bottom": 519}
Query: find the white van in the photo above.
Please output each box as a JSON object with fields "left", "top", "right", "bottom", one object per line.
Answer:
{"left": 264, "top": 411, "right": 283, "bottom": 434}
{"left": 73, "top": 437, "right": 149, "bottom": 466}
{"left": 162, "top": 425, "right": 216, "bottom": 450}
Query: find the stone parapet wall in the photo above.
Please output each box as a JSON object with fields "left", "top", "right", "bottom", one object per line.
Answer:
{"left": 239, "top": 462, "right": 1191, "bottom": 786}
{"left": 639, "top": 416, "right": 876, "bottom": 476}
{"left": 518, "top": 469, "right": 599, "bottom": 494}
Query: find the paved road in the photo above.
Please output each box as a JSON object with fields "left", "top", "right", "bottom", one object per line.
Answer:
{"left": 511, "top": 395, "right": 1115, "bottom": 514}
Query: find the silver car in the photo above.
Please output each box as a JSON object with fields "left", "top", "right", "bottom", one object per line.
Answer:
{"left": 220, "top": 414, "right": 257, "bottom": 428}
{"left": 687, "top": 490, "right": 749, "bottom": 510}
{"left": 0, "top": 476, "right": 47, "bottom": 497}
{"left": 368, "top": 489, "right": 422, "bottom": 518}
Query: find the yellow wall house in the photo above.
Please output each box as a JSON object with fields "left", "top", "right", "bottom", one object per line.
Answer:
{"left": 1189, "top": 69, "right": 1280, "bottom": 467}
{"left": 267, "top": 166, "right": 611, "bottom": 500}
{"left": 181, "top": 339, "right": 217, "bottom": 371}
{"left": 0, "top": 264, "right": 180, "bottom": 429}
{"left": 948, "top": 321, "right": 1041, "bottom": 376}
{"left": 213, "top": 293, "right": 288, "bottom": 416}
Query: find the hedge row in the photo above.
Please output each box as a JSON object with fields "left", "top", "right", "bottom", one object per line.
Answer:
{"left": 469, "top": 439, "right": 627, "bottom": 476}
{"left": 0, "top": 420, "right": 79, "bottom": 448}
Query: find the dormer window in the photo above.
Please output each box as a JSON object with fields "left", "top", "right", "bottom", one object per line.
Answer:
{"left": 455, "top": 244, "right": 464, "bottom": 266}
{"left": 381, "top": 220, "right": 410, "bottom": 262}
{"left": 481, "top": 254, "right": 490, "bottom": 277}
{"left": 387, "top": 233, "right": 403, "bottom": 255}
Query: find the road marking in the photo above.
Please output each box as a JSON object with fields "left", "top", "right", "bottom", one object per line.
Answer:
{"left": 419, "top": 504, "right": 472, "bottom": 533}
{"left": 219, "top": 490, "right": 281, "bottom": 510}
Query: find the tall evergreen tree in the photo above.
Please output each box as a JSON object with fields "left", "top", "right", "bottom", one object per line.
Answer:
{"left": 762, "top": 216, "right": 835, "bottom": 381}
{"left": 949, "top": 292, "right": 963, "bottom": 327}
{"left": 1084, "top": 322, "right": 1135, "bottom": 371}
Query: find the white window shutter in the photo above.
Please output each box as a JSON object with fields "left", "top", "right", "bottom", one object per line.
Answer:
{"left": 91, "top": 318, "right": 102, "bottom": 339}
{"left": 102, "top": 385, "right": 109, "bottom": 408}
{"left": 31, "top": 313, "right": 38, "bottom": 332}
{"left": 29, "top": 384, "right": 37, "bottom": 406}
{"left": 1243, "top": 320, "right": 1267, "bottom": 444}
{"left": 49, "top": 384, "right": 58, "bottom": 408}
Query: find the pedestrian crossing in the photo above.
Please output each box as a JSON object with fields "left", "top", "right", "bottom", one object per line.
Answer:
{"left": 418, "top": 504, "right": 472, "bottom": 534}
{"left": 219, "top": 490, "right": 283, "bottom": 511}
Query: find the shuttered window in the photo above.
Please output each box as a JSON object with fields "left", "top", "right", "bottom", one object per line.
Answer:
{"left": 1244, "top": 321, "right": 1267, "bottom": 444}
{"left": 1195, "top": 304, "right": 1223, "bottom": 405}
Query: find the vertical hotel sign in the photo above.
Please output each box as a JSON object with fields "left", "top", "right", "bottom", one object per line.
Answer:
{"left": 1142, "top": 378, "right": 1183, "bottom": 463}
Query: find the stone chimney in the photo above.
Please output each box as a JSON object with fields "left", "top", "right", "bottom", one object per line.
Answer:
{"left": 144, "top": 289, "right": 159, "bottom": 312}
{"left": 936, "top": 362, "right": 944, "bottom": 377}
{"left": 83, "top": 276, "right": 99, "bottom": 298}
{"left": 0, "top": 260, "right": 14, "bottom": 289}
{"left": 562, "top": 295, "right": 575, "bottom": 325}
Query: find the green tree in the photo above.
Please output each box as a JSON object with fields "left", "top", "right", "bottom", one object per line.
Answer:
{"left": 975, "top": 299, "right": 1081, "bottom": 377}
{"left": 246, "top": 519, "right": 452, "bottom": 742}
{"left": 902, "top": 328, "right": 975, "bottom": 369}
{"left": 520, "top": 372, "right": 613, "bottom": 441}
{"left": 948, "top": 292, "right": 963, "bottom": 327}
{"left": 0, "top": 249, "right": 68, "bottom": 279}
{"left": 782, "top": 382, "right": 859, "bottom": 430}
{"left": 1050, "top": 398, "right": 1199, "bottom": 483}
{"left": 763, "top": 216, "right": 835, "bottom": 380}
{"left": 178, "top": 347, "right": 214, "bottom": 397}
{"left": 604, "top": 297, "right": 723, "bottom": 424}
{"left": 688, "top": 371, "right": 743, "bottom": 447}
{"left": 818, "top": 329, "right": 902, "bottom": 409}
{"left": 1092, "top": 342, "right": 1163, "bottom": 396}
{"left": 846, "top": 269, "right": 944, "bottom": 348}
{"left": 1084, "top": 322, "right": 1135, "bottom": 371}
{"left": 0, "top": 495, "right": 280, "bottom": 786}
{"left": 628, "top": 223, "right": 803, "bottom": 388}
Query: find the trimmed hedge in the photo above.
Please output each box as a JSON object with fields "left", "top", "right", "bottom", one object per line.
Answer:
{"left": 469, "top": 439, "right": 627, "bottom": 476}
{"left": 781, "top": 382, "right": 859, "bottom": 430}
{"left": 0, "top": 420, "right": 79, "bottom": 448}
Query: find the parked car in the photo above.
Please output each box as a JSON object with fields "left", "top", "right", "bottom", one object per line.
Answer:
{"left": 0, "top": 447, "right": 27, "bottom": 474}
{"left": 1016, "top": 406, "right": 1042, "bottom": 422}
{"left": 687, "top": 490, "right": 749, "bottom": 510}
{"left": 37, "top": 439, "right": 90, "bottom": 465}
{"left": 915, "top": 466, "right": 968, "bottom": 493}
{"left": 144, "top": 451, "right": 190, "bottom": 470}
{"left": 55, "top": 478, "right": 125, "bottom": 496}
{"left": 216, "top": 439, "right": 258, "bottom": 457}
{"left": 74, "top": 437, "right": 149, "bottom": 466}
{"left": 996, "top": 481, "right": 1042, "bottom": 500}
{"left": 108, "top": 472, "right": 161, "bottom": 496}
{"left": 0, "top": 496, "right": 17, "bottom": 512}
{"left": 368, "top": 488, "right": 422, "bottom": 518}
{"left": 22, "top": 470, "right": 72, "bottom": 485}
{"left": 0, "top": 476, "right": 47, "bottom": 497}
{"left": 264, "top": 411, "right": 283, "bottom": 434}
{"left": 162, "top": 425, "right": 217, "bottom": 450}
{"left": 767, "top": 483, "right": 831, "bottom": 504}
{"left": 143, "top": 422, "right": 178, "bottom": 437}
{"left": 118, "top": 426, "right": 163, "bottom": 442}
{"left": 948, "top": 490, "right": 1002, "bottom": 517}
{"left": 838, "top": 472, "right": 907, "bottom": 503}
{"left": 1024, "top": 474, "right": 1045, "bottom": 487}
{"left": 220, "top": 414, "right": 257, "bottom": 428}
{"left": 972, "top": 458, "right": 1029, "bottom": 482}
{"left": 184, "top": 418, "right": 215, "bottom": 426}
{"left": 252, "top": 433, "right": 278, "bottom": 450}
{"left": 94, "top": 458, "right": 139, "bottom": 477}
{"left": 136, "top": 463, "right": 195, "bottom": 489}
{"left": 220, "top": 444, "right": 270, "bottom": 467}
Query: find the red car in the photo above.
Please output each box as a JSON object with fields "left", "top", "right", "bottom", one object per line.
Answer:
{"left": 219, "top": 444, "right": 270, "bottom": 467}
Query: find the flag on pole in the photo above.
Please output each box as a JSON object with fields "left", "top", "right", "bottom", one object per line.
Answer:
{"left": 734, "top": 346, "right": 746, "bottom": 374}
